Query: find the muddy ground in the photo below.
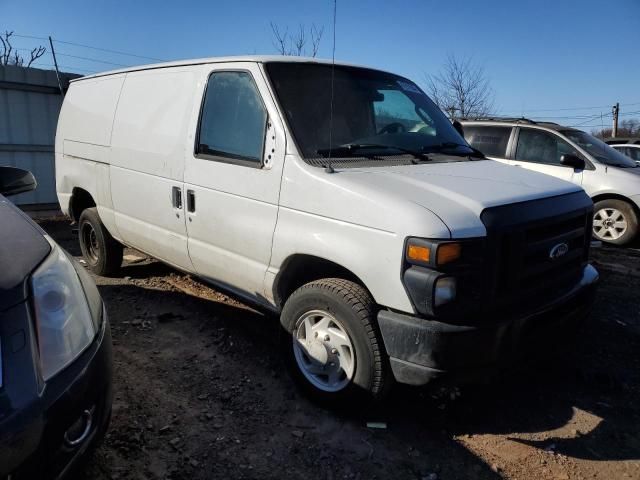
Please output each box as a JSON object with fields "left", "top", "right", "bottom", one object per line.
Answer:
{"left": 39, "top": 218, "right": 640, "bottom": 480}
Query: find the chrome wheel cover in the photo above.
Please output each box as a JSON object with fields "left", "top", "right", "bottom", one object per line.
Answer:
{"left": 593, "top": 208, "right": 627, "bottom": 241}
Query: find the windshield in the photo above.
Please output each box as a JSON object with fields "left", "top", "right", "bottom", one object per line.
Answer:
{"left": 560, "top": 130, "right": 638, "bottom": 168}
{"left": 265, "top": 62, "right": 473, "bottom": 161}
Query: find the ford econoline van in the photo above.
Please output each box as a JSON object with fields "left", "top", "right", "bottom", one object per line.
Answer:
{"left": 56, "top": 57, "right": 598, "bottom": 404}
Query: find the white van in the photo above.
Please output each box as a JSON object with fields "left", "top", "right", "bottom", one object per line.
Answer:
{"left": 56, "top": 56, "right": 598, "bottom": 404}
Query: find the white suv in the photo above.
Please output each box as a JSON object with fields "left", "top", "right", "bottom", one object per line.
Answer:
{"left": 56, "top": 57, "right": 598, "bottom": 404}
{"left": 462, "top": 119, "right": 640, "bottom": 245}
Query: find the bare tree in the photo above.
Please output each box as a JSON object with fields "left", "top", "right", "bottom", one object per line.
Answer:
{"left": 270, "top": 22, "right": 324, "bottom": 57}
{"left": 0, "top": 31, "right": 46, "bottom": 67}
{"left": 592, "top": 118, "right": 640, "bottom": 139}
{"left": 310, "top": 24, "right": 324, "bottom": 57}
{"left": 425, "top": 54, "right": 494, "bottom": 120}
{"left": 292, "top": 24, "right": 306, "bottom": 56}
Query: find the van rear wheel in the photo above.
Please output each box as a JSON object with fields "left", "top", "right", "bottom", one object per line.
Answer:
{"left": 280, "top": 278, "right": 390, "bottom": 406}
{"left": 78, "top": 207, "right": 123, "bottom": 276}
{"left": 593, "top": 199, "right": 638, "bottom": 246}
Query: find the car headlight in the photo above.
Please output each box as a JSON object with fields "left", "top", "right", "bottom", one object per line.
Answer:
{"left": 434, "top": 276, "right": 457, "bottom": 307}
{"left": 403, "top": 237, "right": 482, "bottom": 316}
{"left": 31, "top": 244, "right": 95, "bottom": 380}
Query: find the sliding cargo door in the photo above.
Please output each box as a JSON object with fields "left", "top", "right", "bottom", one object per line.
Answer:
{"left": 110, "top": 69, "right": 196, "bottom": 271}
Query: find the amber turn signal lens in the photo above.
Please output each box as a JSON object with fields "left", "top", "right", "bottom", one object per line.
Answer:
{"left": 437, "top": 243, "right": 462, "bottom": 265}
{"left": 407, "top": 244, "right": 431, "bottom": 263}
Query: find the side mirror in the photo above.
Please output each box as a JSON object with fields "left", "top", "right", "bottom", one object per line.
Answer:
{"left": 0, "top": 166, "right": 37, "bottom": 197}
{"left": 452, "top": 120, "right": 464, "bottom": 137}
{"left": 560, "top": 154, "right": 585, "bottom": 170}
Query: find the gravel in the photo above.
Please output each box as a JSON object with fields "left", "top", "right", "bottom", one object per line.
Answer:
{"left": 38, "top": 219, "right": 640, "bottom": 480}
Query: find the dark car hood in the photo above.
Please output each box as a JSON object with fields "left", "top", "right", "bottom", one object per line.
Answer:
{"left": 0, "top": 196, "right": 51, "bottom": 310}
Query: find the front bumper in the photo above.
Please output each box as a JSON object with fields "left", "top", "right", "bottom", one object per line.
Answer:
{"left": 0, "top": 305, "right": 113, "bottom": 480}
{"left": 378, "top": 264, "right": 599, "bottom": 386}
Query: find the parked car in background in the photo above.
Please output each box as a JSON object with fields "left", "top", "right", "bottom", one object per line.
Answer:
{"left": 610, "top": 144, "right": 640, "bottom": 164}
{"left": 0, "top": 166, "right": 112, "bottom": 479}
{"left": 604, "top": 136, "right": 640, "bottom": 146}
{"left": 462, "top": 118, "right": 640, "bottom": 245}
{"left": 56, "top": 57, "right": 597, "bottom": 405}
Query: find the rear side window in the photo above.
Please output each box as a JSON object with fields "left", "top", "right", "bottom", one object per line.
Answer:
{"left": 197, "top": 71, "right": 267, "bottom": 164}
{"left": 463, "top": 126, "right": 511, "bottom": 158}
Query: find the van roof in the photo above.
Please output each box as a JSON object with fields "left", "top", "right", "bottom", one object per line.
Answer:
{"left": 70, "top": 55, "right": 373, "bottom": 82}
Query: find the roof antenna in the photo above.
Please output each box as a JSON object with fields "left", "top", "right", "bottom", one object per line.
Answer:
{"left": 325, "top": 0, "right": 337, "bottom": 174}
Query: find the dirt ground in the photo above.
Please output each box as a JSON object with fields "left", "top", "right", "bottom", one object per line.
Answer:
{"left": 39, "top": 218, "right": 640, "bottom": 480}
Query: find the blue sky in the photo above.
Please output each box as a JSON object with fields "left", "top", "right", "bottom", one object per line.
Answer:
{"left": 3, "top": 0, "right": 639, "bottom": 129}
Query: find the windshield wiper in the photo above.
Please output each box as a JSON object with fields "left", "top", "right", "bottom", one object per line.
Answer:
{"left": 422, "top": 142, "right": 485, "bottom": 159}
{"left": 317, "top": 143, "right": 431, "bottom": 162}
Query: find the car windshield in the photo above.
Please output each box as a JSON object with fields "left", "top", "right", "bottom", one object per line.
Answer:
{"left": 561, "top": 130, "right": 638, "bottom": 168}
{"left": 265, "top": 62, "right": 474, "bottom": 162}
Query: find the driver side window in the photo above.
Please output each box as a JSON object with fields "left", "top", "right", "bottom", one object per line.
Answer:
{"left": 374, "top": 90, "right": 435, "bottom": 136}
{"left": 196, "top": 71, "right": 267, "bottom": 165}
{"left": 515, "top": 129, "right": 580, "bottom": 166}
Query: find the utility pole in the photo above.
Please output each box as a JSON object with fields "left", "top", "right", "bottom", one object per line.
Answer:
{"left": 49, "top": 36, "right": 64, "bottom": 98}
{"left": 612, "top": 102, "right": 619, "bottom": 138}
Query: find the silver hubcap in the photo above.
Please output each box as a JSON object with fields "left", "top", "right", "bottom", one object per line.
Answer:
{"left": 292, "top": 310, "right": 355, "bottom": 392}
{"left": 593, "top": 208, "right": 627, "bottom": 240}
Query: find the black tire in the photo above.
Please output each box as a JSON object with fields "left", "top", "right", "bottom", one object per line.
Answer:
{"left": 78, "top": 207, "right": 123, "bottom": 276}
{"left": 280, "top": 278, "right": 390, "bottom": 406}
{"left": 593, "top": 199, "right": 638, "bottom": 246}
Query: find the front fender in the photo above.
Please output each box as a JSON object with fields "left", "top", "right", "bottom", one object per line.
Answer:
{"left": 268, "top": 207, "right": 415, "bottom": 313}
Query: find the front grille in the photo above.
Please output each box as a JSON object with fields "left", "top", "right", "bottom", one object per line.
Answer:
{"left": 481, "top": 192, "right": 593, "bottom": 314}
{"left": 502, "top": 212, "right": 590, "bottom": 305}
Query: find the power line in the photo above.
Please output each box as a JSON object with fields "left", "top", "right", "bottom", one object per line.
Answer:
{"left": 52, "top": 39, "right": 165, "bottom": 62}
{"left": 527, "top": 113, "right": 612, "bottom": 120}
{"left": 499, "top": 107, "right": 640, "bottom": 122}
{"left": 10, "top": 33, "right": 49, "bottom": 41}
{"left": 16, "top": 47, "right": 130, "bottom": 67}
{"left": 572, "top": 113, "right": 611, "bottom": 127}
{"left": 510, "top": 101, "right": 640, "bottom": 113}
{"left": 54, "top": 52, "right": 130, "bottom": 67}
{"left": 12, "top": 32, "right": 165, "bottom": 62}
{"left": 30, "top": 62, "right": 97, "bottom": 74}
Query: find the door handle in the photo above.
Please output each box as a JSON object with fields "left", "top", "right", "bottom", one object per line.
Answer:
{"left": 172, "top": 186, "right": 182, "bottom": 209}
{"left": 187, "top": 190, "right": 196, "bottom": 213}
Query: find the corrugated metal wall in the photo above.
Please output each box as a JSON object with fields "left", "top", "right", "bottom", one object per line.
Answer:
{"left": 0, "top": 65, "right": 80, "bottom": 206}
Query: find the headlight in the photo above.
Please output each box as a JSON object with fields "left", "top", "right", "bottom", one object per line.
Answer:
{"left": 434, "top": 276, "right": 457, "bottom": 307}
{"left": 31, "top": 244, "right": 95, "bottom": 380}
{"left": 403, "top": 237, "right": 482, "bottom": 316}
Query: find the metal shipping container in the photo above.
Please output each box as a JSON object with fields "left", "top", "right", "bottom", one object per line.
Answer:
{"left": 0, "top": 65, "right": 79, "bottom": 207}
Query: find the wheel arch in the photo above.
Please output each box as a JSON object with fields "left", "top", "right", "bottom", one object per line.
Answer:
{"left": 591, "top": 192, "right": 640, "bottom": 217}
{"left": 273, "top": 254, "right": 372, "bottom": 308}
{"left": 69, "top": 187, "right": 97, "bottom": 222}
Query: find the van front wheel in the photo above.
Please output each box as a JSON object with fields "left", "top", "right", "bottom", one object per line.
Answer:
{"left": 280, "top": 278, "right": 390, "bottom": 405}
{"left": 78, "top": 207, "right": 123, "bottom": 276}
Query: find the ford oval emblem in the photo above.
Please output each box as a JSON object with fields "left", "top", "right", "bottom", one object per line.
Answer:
{"left": 549, "top": 243, "right": 569, "bottom": 260}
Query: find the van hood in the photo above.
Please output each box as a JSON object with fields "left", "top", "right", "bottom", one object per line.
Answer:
{"left": 339, "top": 159, "right": 583, "bottom": 237}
